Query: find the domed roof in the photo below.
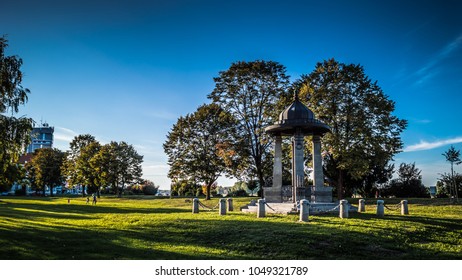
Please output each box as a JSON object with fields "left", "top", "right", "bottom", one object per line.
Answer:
{"left": 279, "top": 94, "right": 314, "bottom": 123}
{"left": 265, "top": 93, "right": 331, "bottom": 136}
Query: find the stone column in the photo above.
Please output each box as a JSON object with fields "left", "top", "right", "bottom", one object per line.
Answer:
{"left": 257, "top": 199, "right": 266, "bottom": 218}
{"left": 227, "top": 198, "right": 234, "bottom": 211}
{"left": 219, "top": 198, "right": 226, "bottom": 215}
{"left": 401, "top": 200, "right": 409, "bottom": 215}
{"left": 293, "top": 129, "right": 305, "bottom": 202}
{"left": 358, "top": 199, "right": 366, "bottom": 212}
{"left": 273, "top": 135, "right": 283, "bottom": 189}
{"left": 192, "top": 198, "right": 199, "bottom": 214}
{"left": 312, "top": 135, "right": 324, "bottom": 189}
{"left": 376, "top": 200, "right": 384, "bottom": 217}
{"left": 339, "top": 199, "right": 349, "bottom": 218}
{"left": 299, "top": 199, "right": 310, "bottom": 222}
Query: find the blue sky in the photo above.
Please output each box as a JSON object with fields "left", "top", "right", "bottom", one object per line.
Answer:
{"left": 1, "top": 0, "right": 461, "bottom": 189}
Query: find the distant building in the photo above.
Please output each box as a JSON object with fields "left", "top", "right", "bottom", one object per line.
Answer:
{"left": 428, "top": 186, "right": 437, "bottom": 198}
{"left": 26, "top": 123, "right": 54, "bottom": 153}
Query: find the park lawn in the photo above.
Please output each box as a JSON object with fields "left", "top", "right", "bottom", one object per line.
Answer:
{"left": 0, "top": 196, "right": 460, "bottom": 260}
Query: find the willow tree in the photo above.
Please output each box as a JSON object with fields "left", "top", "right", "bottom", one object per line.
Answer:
{"left": 164, "top": 103, "right": 237, "bottom": 199}
{"left": 299, "top": 59, "right": 407, "bottom": 199}
{"left": 0, "top": 36, "right": 33, "bottom": 191}
{"left": 208, "top": 60, "right": 290, "bottom": 197}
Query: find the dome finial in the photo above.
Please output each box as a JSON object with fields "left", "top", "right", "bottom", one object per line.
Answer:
{"left": 293, "top": 89, "right": 299, "bottom": 101}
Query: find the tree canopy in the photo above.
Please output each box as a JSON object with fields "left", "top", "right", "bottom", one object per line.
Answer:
{"left": 442, "top": 145, "right": 461, "bottom": 201}
{"left": 164, "top": 103, "right": 237, "bottom": 199}
{"left": 297, "top": 58, "right": 407, "bottom": 199}
{"left": 91, "top": 141, "right": 143, "bottom": 197}
{"left": 0, "top": 36, "right": 33, "bottom": 191}
{"left": 26, "top": 148, "right": 65, "bottom": 196}
{"left": 208, "top": 60, "right": 290, "bottom": 196}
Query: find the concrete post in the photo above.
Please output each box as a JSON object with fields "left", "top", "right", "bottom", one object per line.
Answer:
{"left": 257, "top": 199, "right": 266, "bottom": 218}
{"left": 312, "top": 135, "right": 324, "bottom": 189}
{"left": 376, "top": 200, "right": 384, "bottom": 217}
{"left": 299, "top": 199, "right": 310, "bottom": 222}
{"left": 339, "top": 199, "right": 349, "bottom": 218}
{"left": 358, "top": 199, "right": 366, "bottom": 213}
{"left": 219, "top": 198, "right": 227, "bottom": 215}
{"left": 293, "top": 129, "right": 305, "bottom": 202}
{"left": 192, "top": 198, "right": 199, "bottom": 214}
{"left": 272, "top": 135, "right": 283, "bottom": 189}
{"left": 401, "top": 200, "right": 409, "bottom": 215}
{"left": 227, "top": 198, "right": 234, "bottom": 211}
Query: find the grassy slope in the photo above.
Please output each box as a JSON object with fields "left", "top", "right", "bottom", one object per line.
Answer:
{"left": 0, "top": 196, "right": 460, "bottom": 260}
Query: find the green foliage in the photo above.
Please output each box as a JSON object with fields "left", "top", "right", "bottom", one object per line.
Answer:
{"left": 131, "top": 179, "right": 159, "bottom": 195}
{"left": 26, "top": 148, "right": 65, "bottom": 196}
{"left": 442, "top": 145, "right": 461, "bottom": 200}
{"left": 170, "top": 179, "right": 202, "bottom": 197}
{"left": 297, "top": 58, "right": 407, "bottom": 198}
{"left": 437, "top": 172, "right": 462, "bottom": 198}
{"left": 384, "top": 163, "right": 428, "bottom": 198}
{"left": 208, "top": 60, "right": 290, "bottom": 196}
{"left": 164, "top": 103, "right": 237, "bottom": 199}
{"left": 63, "top": 134, "right": 99, "bottom": 196}
{"left": 91, "top": 141, "right": 143, "bottom": 197}
{"left": 0, "top": 36, "right": 33, "bottom": 191}
{"left": 0, "top": 197, "right": 460, "bottom": 259}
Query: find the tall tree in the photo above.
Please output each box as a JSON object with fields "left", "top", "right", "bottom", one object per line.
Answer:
{"left": 442, "top": 145, "right": 461, "bottom": 201}
{"left": 91, "top": 141, "right": 143, "bottom": 197}
{"left": 63, "top": 134, "right": 97, "bottom": 196}
{"left": 208, "top": 60, "right": 290, "bottom": 197}
{"left": 0, "top": 36, "right": 33, "bottom": 191}
{"left": 27, "top": 148, "right": 65, "bottom": 196}
{"left": 298, "top": 58, "right": 407, "bottom": 199}
{"left": 164, "top": 103, "right": 237, "bottom": 199}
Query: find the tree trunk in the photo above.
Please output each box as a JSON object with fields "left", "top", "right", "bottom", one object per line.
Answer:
{"left": 206, "top": 183, "right": 211, "bottom": 200}
{"left": 97, "top": 188, "right": 101, "bottom": 198}
{"left": 82, "top": 186, "right": 86, "bottom": 197}
{"left": 50, "top": 185, "right": 54, "bottom": 197}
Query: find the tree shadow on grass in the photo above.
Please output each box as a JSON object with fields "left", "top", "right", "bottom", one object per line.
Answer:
{"left": 1, "top": 202, "right": 460, "bottom": 260}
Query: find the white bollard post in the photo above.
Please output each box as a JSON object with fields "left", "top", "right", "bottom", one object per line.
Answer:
{"left": 401, "top": 200, "right": 409, "bottom": 215}
{"left": 376, "top": 200, "right": 384, "bottom": 217}
{"left": 299, "top": 199, "right": 310, "bottom": 222}
{"left": 227, "top": 198, "right": 234, "bottom": 211}
{"left": 358, "top": 199, "right": 366, "bottom": 213}
{"left": 219, "top": 198, "right": 227, "bottom": 215}
{"left": 339, "top": 199, "right": 349, "bottom": 218}
{"left": 257, "top": 199, "right": 266, "bottom": 218}
{"left": 192, "top": 198, "right": 199, "bottom": 214}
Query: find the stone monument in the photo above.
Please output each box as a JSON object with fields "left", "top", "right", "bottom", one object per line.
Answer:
{"left": 264, "top": 92, "right": 334, "bottom": 209}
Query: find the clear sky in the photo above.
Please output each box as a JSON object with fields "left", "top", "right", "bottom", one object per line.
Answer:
{"left": 1, "top": 0, "right": 461, "bottom": 189}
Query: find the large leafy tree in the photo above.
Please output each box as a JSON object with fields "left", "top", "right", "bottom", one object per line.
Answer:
{"left": 0, "top": 36, "right": 33, "bottom": 191}
{"left": 26, "top": 148, "right": 65, "bottom": 196}
{"left": 442, "top": 145, "right": 461, "bottom": 201}
{"left": 92, "top": 141, "right": 143, "bottom": 197}
{"left": 63, "top": 134, "right": 98, "bottom": 197}
{"left": 164, "top": 103, "right": 237, "bottom": 199}
{"left": 298, "top": 58, "right": 407, "bottom": 199}
{"left": 208, "top": 60, "right": 290, "bottom": 197}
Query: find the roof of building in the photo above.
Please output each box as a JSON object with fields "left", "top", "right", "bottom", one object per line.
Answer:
{"left": 265, "top": 93, "right": 331, "bottom": 136}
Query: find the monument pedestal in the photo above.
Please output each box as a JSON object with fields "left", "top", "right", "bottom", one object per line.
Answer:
{"left": 263, "top": 186, "right": 282, "bottom": 203}
{"left": 311, "top": 186, "right": 333, "bottom": 203}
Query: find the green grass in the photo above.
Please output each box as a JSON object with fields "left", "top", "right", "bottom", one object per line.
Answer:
{"left": 0, "top": 196, "right": 461, "bottom": 259}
